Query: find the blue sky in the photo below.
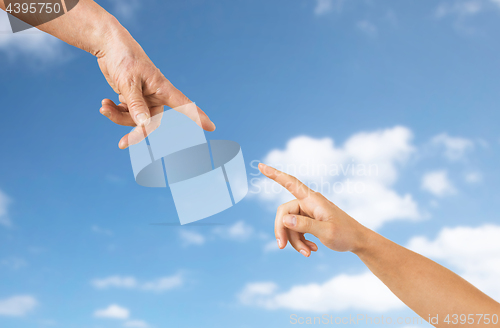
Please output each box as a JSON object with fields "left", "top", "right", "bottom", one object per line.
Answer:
{"left": 1, "top": 0, "right": 500, "bottom": 327}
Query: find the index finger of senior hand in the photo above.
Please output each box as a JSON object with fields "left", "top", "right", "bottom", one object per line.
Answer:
{"left": 258, "top": 163, "right": 314, "bottom": 200}
{"left": 157, "top": 80, "right": 216, "bottom": 132}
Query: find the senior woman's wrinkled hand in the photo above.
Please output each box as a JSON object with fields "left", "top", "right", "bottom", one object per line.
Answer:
{"left": 97, "top": 28, "right": 215, "bottom": 149}
{"left": 0, "top": 0, "right": 216, "bottom": 149}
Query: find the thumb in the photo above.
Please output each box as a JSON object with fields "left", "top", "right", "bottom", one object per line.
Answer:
{"left": 123, "top": 84, "right": 151, "bottom": 127}
{"left": 283, "top": 214, "right": 330, "bottom": 240}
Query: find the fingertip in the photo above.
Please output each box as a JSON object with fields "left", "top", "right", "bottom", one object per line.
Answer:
{"left": 135, "top": 112, "right": 151, "bottom": 127}
{"left": 276, "top": 233, "right": 287, "bottom": 249}
{"left": 299, "top": 249, "right": 310, "bottom": 257}
{"left": 102, "top": 98, "right": 114, "bottom": 106}
{"left": 118, "top": 138, "right": 128, "bottom": 149}
{"left": 282, "top": 214, "right": 297, "bottom": 228}
{"left": 259, "top": 163, "right": 272, "bottom": 176}
{"left": 100, "top": 108, "right": 111, "bottom": 118}
{"left": 306, "top": 241, "right": 318, "bottom": 252}
{"left": 281, "top": 238, "right": 288, "bottom": 249}
{"left": 203, "top": 120, "right": 216, "bottom": 132}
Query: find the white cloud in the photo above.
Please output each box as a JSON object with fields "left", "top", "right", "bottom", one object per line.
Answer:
{"left": 238, "top": 271, "right": 404, "bottom": 312}
{"left": 356, "top": 20, "right": 378, "bottom": 36}
{"left": 252, "top": 126, "right": 420, "bottom": 230}
{"left": 0, "top": 189, "right": 12, "bottom": 227}
{"left": 94, "top": 304, "right": 130, "bottom": 320}
{"left": 0, "top": 295, "right": 37, "bottom": 317}
{"left": 108, "top": 0, "right": 140, "bottom": 20}
{"left": 226, "top": 221, "right": 252, "bottom": 239}
{"left": 408, "top": 224, "right": 500, "bottom": 301}
{"left": 1, "top": 257, "right": 27, "bottom": 270}
{"left": 432, "top": 1, "right": 500, "bottom": 34}
{"left": 141, "top": 274, "right": 183, "bottom": 292}
{"left": 314, "top": 0, "right": 343, "bottom": 15}
{"left": 179, "top": 230, "right": 205, "bottom": 247}
{"left": 263, "top": 240, "right": 279, "bottom": 252}
{"left": 213, "top": 221, "right": 254, "bottom": 241}
{"left": 421, "top": 170, "right": 456, "bottom": 197}
{"left": 124, "top": 320, "right": 150, "bottom": 328}
{"left": 432, "top": 133, "right": 474, "bottom": 160}
{"left": 465, "top": 171, "right": 482, "bottom": 183}
{"left": 92, "top": 273, "right": 183, "bottom": 293}
{"left": 434, "top": 1, "right": 482, "bottom": 19}
{"left": 92, "top": 276, "right": 137, "bottom": 289}
{"left": 0, "top": 11, "right": 65, "bottom": 62}
{"left": 239, "top": 282, "right": 277, "bottom": 304}
{"left": 91, "top": 225, "right": 113, "bottom": 236}
{"left": 38, "top": 319, "right": 57, "bottom": 326}
{"left": 181, "top": 221, "right": 259, "bottom": 246}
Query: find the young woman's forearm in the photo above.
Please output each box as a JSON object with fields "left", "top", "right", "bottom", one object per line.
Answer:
{"left": 259, "top": 163, "right": 500, "bottom": 328}
{"left": 0, "top": 0, "right": 129, "bottom": 57}
{"left": 354, "top": 229, "right": 500, "bottom": 327}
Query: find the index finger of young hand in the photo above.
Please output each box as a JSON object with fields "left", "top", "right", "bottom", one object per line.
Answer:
{"left": 258, "top": 163, "right": 313, "bottom": 200}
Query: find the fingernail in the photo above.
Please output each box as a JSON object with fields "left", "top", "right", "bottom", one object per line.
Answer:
{"left": 102, "top": 111, "right": 110, "bottom": 118}
{"left": 136, "top": 113, "right": 150, "bottom": 126}
{"left": 210, "top": 121, "right": 216, "bottom": 130}
{"left": 300, "top": 250, "right": 308, "bottom": 257}
{"left": 283, "top": 215, "right": 296, "bottom": 227}
{"left": 277, "top": 239, "right": 282, "bottom": 248}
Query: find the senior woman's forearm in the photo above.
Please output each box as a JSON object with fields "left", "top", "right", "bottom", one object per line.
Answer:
{"left": 0, "top": 0, "right": 128, "bottom": 57}
{"left": 354, "top": 230, "right": 500, "bottom": 327}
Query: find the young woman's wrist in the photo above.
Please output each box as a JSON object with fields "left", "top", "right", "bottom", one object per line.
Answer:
{"left": 351, "top": 225, "right": 379, "bottom": 257}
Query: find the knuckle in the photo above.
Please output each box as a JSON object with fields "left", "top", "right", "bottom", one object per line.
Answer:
{"left": 161, "top": 84, "right": 188, "bottom": 105}
{"left": 301, "top": 218, "right": 313, "bottom": 231}
{"left": 127, "top": 98, "right": 146, "bottom": 112}
{"left": 311, "top": 190, "right": 324, "bottom": 198}
{"left": 284, "top": 181, "right": 295, "bottom": 192}
{"left": 116, "top": 68, "right": 137, "bottom": 89}
{"left": 277, "top": 204, "right": 287, "bottom": 214}
{"left": 308, "top": 190, "right": 318, "bottom": 198}
{"left": 323, "top": 226, "right": 336, "bottom": 243}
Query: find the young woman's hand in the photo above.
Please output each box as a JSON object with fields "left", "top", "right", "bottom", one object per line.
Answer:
{"left": 259, "top": 163, "right": 370, "bottom": 257}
